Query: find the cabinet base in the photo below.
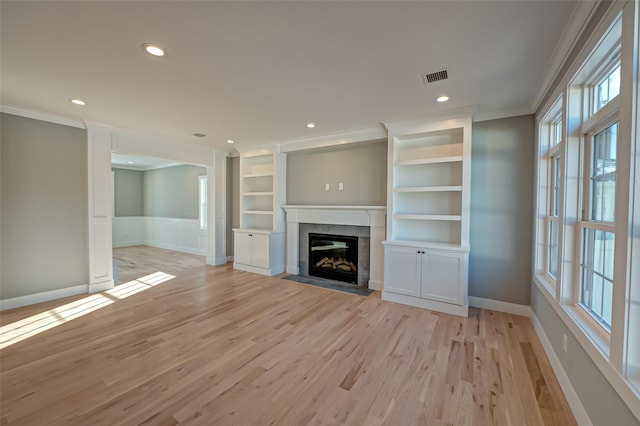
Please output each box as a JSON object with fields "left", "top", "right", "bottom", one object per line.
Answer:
{"left": 382, "top": 291, "right": 468, "bottom": 317}
{"left": 233, "top": 262, "right": 285, "bottom": 276}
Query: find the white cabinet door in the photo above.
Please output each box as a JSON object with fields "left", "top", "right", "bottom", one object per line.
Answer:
{"left": 421, "top": 250, "right": 465, "bottom": 305}
{"left": 251, "top": 233, "right": 270, "bottom": 269}
{"left": 384, "top": 245, "right": 421, "bottom": 297}
{"left": 234, "top": 231, "right": 252, "bottom": 265}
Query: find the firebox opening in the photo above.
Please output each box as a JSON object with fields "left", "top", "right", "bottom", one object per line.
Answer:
{"left": 308, "top": 233, "right": 358, "bottom": 284}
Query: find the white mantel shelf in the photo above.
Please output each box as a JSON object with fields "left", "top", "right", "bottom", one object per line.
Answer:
{"left": 282, "top": 205, "right": 386, "bottom": 291}
{"left": 283, "top": 205, "right": 386, "bottom": 210}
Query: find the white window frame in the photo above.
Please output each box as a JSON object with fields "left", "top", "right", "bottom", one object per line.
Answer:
{"left": 537, "top": 96, "right": 563, "bottom": 290}
{"left": 198, "top": 175, "right": 207, "bottom": 231}
{"left": 574, "top": 89, "right": 619, "bottom": 346}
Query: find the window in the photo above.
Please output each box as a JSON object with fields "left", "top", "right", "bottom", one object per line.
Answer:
{"left": 579, "top": 122, "right": 618, "bottom": 330}
{"left": 537, "top": 96, "right": 563, "bottom": 286}
{"left": 199, "top": 175, "right": 207, "bottom": 230}
{"left": 596, "top": 64, "right": 621, "bottom": 112}
{"left": 548, "top": 155, "right": 561, "bottom": 279}
{"left": 533, "top": 5, "right": 640, "bottom": 408}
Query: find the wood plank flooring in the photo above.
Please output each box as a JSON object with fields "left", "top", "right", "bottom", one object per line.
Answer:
{"left": 0, "top": 246, "right": 576, "bottom": 425}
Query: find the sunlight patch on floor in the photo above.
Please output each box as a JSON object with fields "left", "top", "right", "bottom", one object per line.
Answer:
{"left": 0, "top": 271, "right": 175, "bottom": 350}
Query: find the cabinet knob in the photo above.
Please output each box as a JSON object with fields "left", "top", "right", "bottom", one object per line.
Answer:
{"left": 249, "top": 234, "right": 253, "bottom": 237}
{"left": 417, "top": 250, "right": 420, "bottom": 253}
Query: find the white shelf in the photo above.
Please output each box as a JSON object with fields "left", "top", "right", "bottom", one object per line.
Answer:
{"left": 395, "top": 156, "right": 463, "bottom": 166}
{"left": 242, "top": 210, "right": 274, "bottom": 215}
{"left": 243, "top": 191, "right": 274, "bottom": 196}
{"left": 243, "top": 172, "right": 274, "bottom": 178}
{"left": 395, "top": 185, "right": 462, "bottom": 193}
{"left": 382, "top": 239, "right": 470, "bottom": 252}
{"left": 394, "top": 214, "right": 462, "bottom": 221}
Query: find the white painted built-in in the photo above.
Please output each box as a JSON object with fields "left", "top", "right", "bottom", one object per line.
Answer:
{"left": 282, "top": 205, "right": 386, "bottom": 290}
{"left": 381, "top": 109, "right": 474, "bottom": 317}
{"left": 233, "top": 148, "right": 287, "bottom": 276}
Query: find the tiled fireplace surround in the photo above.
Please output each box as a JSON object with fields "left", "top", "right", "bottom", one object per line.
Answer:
{"left": 282, "top": 206, "right": 386, "bottom": 290}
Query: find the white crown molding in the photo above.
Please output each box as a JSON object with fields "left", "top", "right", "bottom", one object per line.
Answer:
{"left": 383, "top": 105, "right": 477, "bottom": 134}
{"left": 472, "top": 106, "right": 534, "bottom": 123}
{"left": 0, "top": 105, "right": 86, "bottom": 129}
{"left": 529, "top": 0, "right": 602, "bottom": 112}
{"left": 279, "top": 124, "right": 387, "bottom": 153}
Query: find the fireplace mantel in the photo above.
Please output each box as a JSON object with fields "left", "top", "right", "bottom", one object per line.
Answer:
{"left": 282, "top": 205, "right": 386, "bottom": 290}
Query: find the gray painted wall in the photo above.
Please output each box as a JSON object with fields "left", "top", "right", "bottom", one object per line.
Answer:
{"left": 1, "top": 113, "right": 88, "bottom": 300}
{"left": 469, "top": 115, "right": 535, "bottom": 305}
{"left": 143, "top": 165, "right": 206, "bottom": 219}
{"left": 532, "top": 286, "right": 639, "bottom": 425}
{"left": 287, "top": 140, "right": 387, "bottom": 206}
{"left": 113, "top": 168, "right": 143, "bottom": 217}
{"left": 226, "top": 156, "right": 240, "bottom": 256}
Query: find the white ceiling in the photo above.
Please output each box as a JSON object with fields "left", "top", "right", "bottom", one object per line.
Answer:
{"left": 1, "top": 1, "right": 581, "bottom": 152}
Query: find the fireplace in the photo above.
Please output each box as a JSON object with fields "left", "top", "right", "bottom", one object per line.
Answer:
{"left": 308, "top": 233, "right": 358, "bottom": 284}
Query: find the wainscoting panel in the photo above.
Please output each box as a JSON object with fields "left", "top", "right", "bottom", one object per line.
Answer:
{"left": 113, "top": 217, "right": 207, "bottom": 256}
{"left": 113, "top": 217, "right": 145, "bottom": 247}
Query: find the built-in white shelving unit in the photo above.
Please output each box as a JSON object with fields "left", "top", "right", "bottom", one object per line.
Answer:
{"left": 233, "top": 148, "right": 286, "bottom": 276}
{"left": 382, "top": 110, "right": 473, "bottom": 317}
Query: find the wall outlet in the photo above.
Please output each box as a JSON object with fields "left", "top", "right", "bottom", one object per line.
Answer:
{"left": 325, "top": 183, "right": 330, "bottom": 191}
{"left": 563, "top": 334, "right": 568, "bottom": 352}
{"left": 338, "top": 182, "right": 344, "bottom": 190}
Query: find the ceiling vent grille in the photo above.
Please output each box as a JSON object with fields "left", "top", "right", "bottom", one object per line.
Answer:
{"left": 422, "top": 69, "right": 449, "bottom": 84}
{"left": 192, "top": 133, "right": 206, "bottom": 138}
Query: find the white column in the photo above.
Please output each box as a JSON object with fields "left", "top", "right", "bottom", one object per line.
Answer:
{"left": 368, "top": 210, "right": 386, "bottom": 290}
{"left": 286, "top": 219, "right": 300, "bottom": 274}
{"left": 207, "top": 151, "right": 227, "bottom": 266}
{"left": 86, "top": 122, "right": 114, "bottom": 293}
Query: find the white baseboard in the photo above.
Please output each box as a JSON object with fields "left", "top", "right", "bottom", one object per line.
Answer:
{"left": 530, "top": 312, "right": 593, "bottom": 426}
{"left": 0, "top": 284, "right": 88, "bottom": 311}
{"left": 113, "top": 241, "right": 145, "bottom": 248}
{"left": 233, "top": 262, "right": 284, "bottom": 276}
{"left": 368, "top": 279, "right": 383, "bottom": 291}
{"left": 89, "top": 279, "right": 114, "bottom": 294}
{"left": 381, "top": 291, "right": 469, "bottom": 317}
{"left": 286, "top": 266, "right": 299, "bottom": 275}
{"left": 468, "top": 296, "right": 532, "bottom": 317}
{"left": 146, "top": 241, "right": 206, "bottom": 257}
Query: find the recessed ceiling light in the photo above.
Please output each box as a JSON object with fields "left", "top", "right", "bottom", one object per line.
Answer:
{"left": 142, "top": 43, "right": 167, "bottom": 57}
{"left": 226, "top": 140, "right": 234, "bottom": 144}
{"left": 436, "top": 96, "right": 450, "bottom": 103}
{"left": 306, "top": 123, "right": 316, "bottom": 128}
{"left": 127, "top": 161, "right": 134, "bottom": 164}
{"left": 70, "top": 98, "right": 86, "bottom": 106}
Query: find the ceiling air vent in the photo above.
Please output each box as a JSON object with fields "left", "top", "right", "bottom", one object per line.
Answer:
{"left": 422, "top": 69, "right": 449, "bottom": 85}
{"left": 192, "top": 133, "right": 206, "bottom": 138}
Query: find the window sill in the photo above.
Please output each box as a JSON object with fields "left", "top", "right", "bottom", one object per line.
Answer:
{"left": 535, "top": 271, "right": 557, "bottom": 295}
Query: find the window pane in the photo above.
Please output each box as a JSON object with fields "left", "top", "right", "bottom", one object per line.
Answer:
{"left": 554, "top": 157, "right": 561, "bottom": 216}
{"left": 597, "top": 64, "right": 621, "bottom": 111}
{"left": 604, "top": 232, "right": 615, "bottom": 280}
{"left": 580, "top": 228, "right": 614, "bottom": 330}
{"left": 593, "top": 230, "right": 605, "bottom": 275}
{"left": 602, "top": 278, "right": 613, "bottom": 327}
{"left": 549, "top": 220, "right": 558, "bottom": 278}
{"left": 590, "top": 123, "right": 618, "bottom": 222}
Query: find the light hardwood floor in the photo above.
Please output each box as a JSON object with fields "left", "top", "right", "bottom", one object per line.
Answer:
{"left": 0, "top": 246, "right": 576, "bottom": 425}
